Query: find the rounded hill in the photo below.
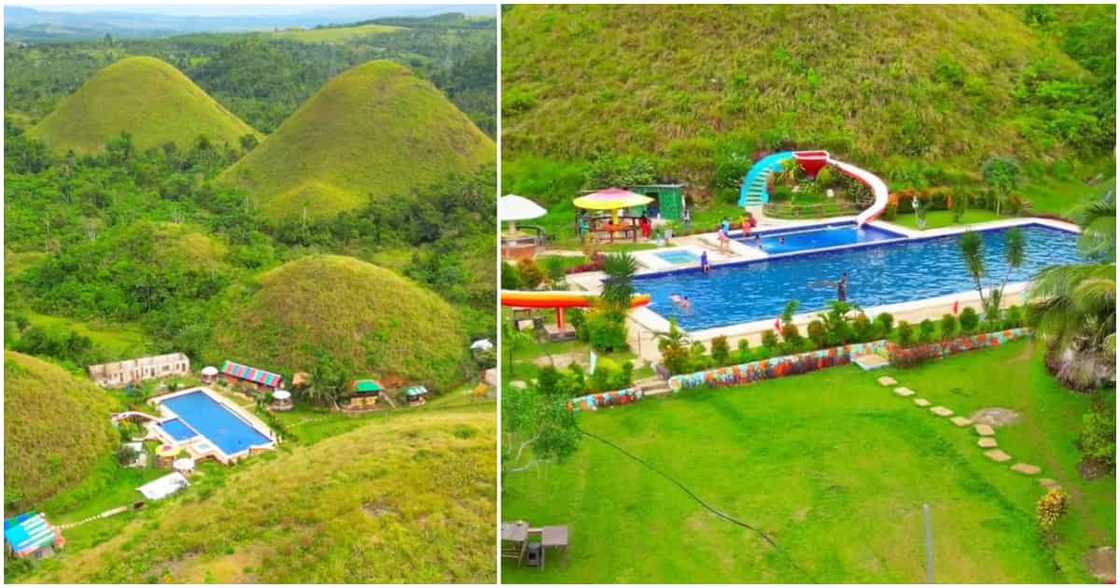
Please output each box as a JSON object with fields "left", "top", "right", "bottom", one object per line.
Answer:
{"left": 4, "top": 351, "right": 119, "bottom": 510}
{"left": 502, "top": 5, "right": 1104, "bottom": 175}
{"left": 220, "top": 60, "right": 495, "bottom": 221}
{"left": 29, "top": 56, "right": 259, "bottom": 154}
{"left": 210, "top": 255, "right": 470, "bottom": 390}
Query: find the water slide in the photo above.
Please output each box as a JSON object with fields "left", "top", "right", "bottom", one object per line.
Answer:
{"left": 738, "top": 150, "right": 888, "bottom": 226}
{"left": 500, "top": 290, "right": 651, "bottom": 328}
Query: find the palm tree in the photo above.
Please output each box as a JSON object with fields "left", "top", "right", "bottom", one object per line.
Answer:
{"left": 601, "top": 252, "right": 638, "bottom": 313}
{"left": 1029, "top": 190, "right": 1116, "bottom": 391}
{"left": 959, "top": 227, "right": 1025, "bottom": 319}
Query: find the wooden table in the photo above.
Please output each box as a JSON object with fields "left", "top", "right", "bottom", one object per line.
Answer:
{"left": 596, "top": 223, "right": 638, "bottom": 243}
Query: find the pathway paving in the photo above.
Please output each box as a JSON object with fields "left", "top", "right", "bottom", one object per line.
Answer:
{"left": 978, "top": 437, "right": 998, "bottom": 449}
{"left": 929, "top": 406, "right": 953, "bottom": 417}
{"left": 984, "top": 449, "right": 1013, "bottom": 463}
{"left": 912, "top": 398, "right": 930, "bottom": 407}
{"left": 893, "top": 387, "right": 915, "bottom": 397}
{"left": 877, "top": 376, "right": 898, "bottom": 387}
{"left": 1010, "top": 463, "right": 1041, "bottom": 476}
{"left": 974, "top": 424, "right": 995, "bottom": 436}
{"left": 949, "top": 416, "right": 973, "bottom": 427}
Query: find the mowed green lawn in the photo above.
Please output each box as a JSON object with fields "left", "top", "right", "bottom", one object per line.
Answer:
{"left": 502, "top": 340, "right": 1114, "bottom": 583}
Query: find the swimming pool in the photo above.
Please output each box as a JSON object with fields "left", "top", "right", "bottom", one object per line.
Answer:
{"left": 635, "top": 224, "right": 1080, "bottom": 331}
{"left": 159, "top": 418, "right": 198, "bottom": 442}
{"left": 738, "top": 222, "right": 905, "bottom": 254}
{"left": 159, "top": 390, "right": 272, "bottom": 458}
{"left": 653, "top": 250, "right": 701, "bottom": 265}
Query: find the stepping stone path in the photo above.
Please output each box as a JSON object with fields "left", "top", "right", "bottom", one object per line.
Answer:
{"left": 984, "top": 449, "right": 1012, "bottom": 463}
{"left": 893, "top": 387, "right": 915, "bottom": 397}
{"left": 855, "top": 354, "right": 890, "bottom": 371}
{"left": 912, "top": 398, "right": 931, "bottom": 407}
{"left": 877, "top": 376, "right": 898, "bottom": 387}
{"left": 974, "top": 424, "right": 995, "bottom": 436}
{"left": 1039, "top": 478, "right": 1062, "bottom": 490}
{"left": 949, "top": 416, "right": 973, "bottom": 427}
{"left": 929, "top": 406, "right": 954, "bottom": 417}
{"left": 1010, "top": 463, "right": 1041, "bottom": 476}
{"left": 978, "top": 437, "right": 999, "bottom": 449}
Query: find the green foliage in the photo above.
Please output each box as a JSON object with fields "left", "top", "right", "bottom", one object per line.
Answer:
{"left": 940, "top": 313, "right": 959, "bottom": 340}
{"left": 807, "top": 319, "right": 828, "bottom": 348}
{"left": 761, "top": 330, "right": 779, "bottom": 350}
{"left": 897, "top": 320, "right": 914, "bottom": 346}
{"left": 601, "top": 252, "right": 638, "bottom": 312}
{"left": 959, "top": 307, "right": 981, "bottom": 333}
{"left": 736, "top": 338, "right": 751, "bottom": 362}
{"left": 874, "top": 313, "right": 895, "bottom": 337}
{"left": 584, "top": 310, "right": 629, "bottom": 353}
{"left": 515, "top": 258, "right": 544, "bottom": 289}
{"left": 918, "top": 319, "right": 937, "bottom": 343}
{"left": 852, "top": 314, "right": 874, "bottom": 342}
{"left": 1037, "top": 488, "right": 1070, "bottom": 533}
{"left": 501, "top": 261, "right": 523, "bottom": 290}
{"left": 657, "top": 320, "right": 692, "bottom": 375}
{"left": 710, "top": 336, "right": 730, "bottom": 364}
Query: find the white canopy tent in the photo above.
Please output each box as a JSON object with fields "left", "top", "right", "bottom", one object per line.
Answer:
{"left": 499, "top": 194, "right": 547, "bottom": 234}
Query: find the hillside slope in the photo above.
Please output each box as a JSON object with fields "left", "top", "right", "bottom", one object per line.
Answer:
{"left": 29, "top": 56, "right": 259, "bottom": 154}
{"left": 4, "top": 351, "right": 119, "bottom": 511}
{"left": 210, "top": 255, "right": 470, "bottom": 390}
{"left": 502, "top": 5, "right": 1108, "bottom": 179}
{"left": 25, "top": 408, "right": 496, "bottom": 583}
{"left": 221, "top": 60, "right": 495, "bottom": 221}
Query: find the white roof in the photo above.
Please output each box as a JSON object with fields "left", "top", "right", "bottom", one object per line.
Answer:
{"left": 272, "top": 390, "right": 291, "bottom": 400}
{"left": 137, "top": 472, "right": 190, "bottom": 501}
{"left": 172, "top": 458, "right": 195, "bottom": 471}
{"left": 470, "top": 339, "right": 494, "bottom": 351}
{"left": 201, "top": 366, "right": 219, "bottom": 376}
{"left": 499, "top": 194, "right": 547, "bottom": 222}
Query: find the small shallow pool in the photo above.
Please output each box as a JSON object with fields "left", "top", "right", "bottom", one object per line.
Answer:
{"left": 636, "top": 224, "right": 1080, "bottom": 331}
{"left": 653, "top": 250, "right": 700, "bottom": 265}
{"left": 159, "top": 418, "right": 199, "bottom": 442}
{"left": 738, "top": 222, "right": 905, "bottom": 254}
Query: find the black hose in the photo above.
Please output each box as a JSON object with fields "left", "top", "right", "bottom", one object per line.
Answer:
{"left": 579, "top": 425, "right": 817, "bottom": 583}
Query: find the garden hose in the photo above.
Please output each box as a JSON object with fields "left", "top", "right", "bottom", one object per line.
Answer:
{"left": 578, "top": 425, "right": 817, "bottom": 583}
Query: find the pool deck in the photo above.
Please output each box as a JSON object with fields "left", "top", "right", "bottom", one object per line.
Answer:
{"left": 564, "top": 216, "right": 1079, "bottom": 363}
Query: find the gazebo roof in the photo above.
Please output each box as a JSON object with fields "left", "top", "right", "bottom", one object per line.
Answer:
{"left": 573, "top": 188, "right": 654, "bottom": 211}
{"left": 499, "top": 194, "right": 548, "bottom": 222}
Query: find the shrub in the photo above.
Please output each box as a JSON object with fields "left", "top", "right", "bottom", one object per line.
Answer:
{"left": 761, "top": 330, "right": 779, "bottom": 350}
{"left": 1079, "top": 399, "right": 1116, "bottom": 470}
{"left": 780, "top": 323, "right": 803, "bottom": 349}
{"left": 815, "top": 166, "right": 834, "bottom": 187}
{"left": 918, "top": 319, "right": 936, "bottom": 343}
{"left": 874, "top": 313, "right": 894, "bottom": 338}
{"left": 939, "top": 313, "right": 958, "bottom": 340}
{"left": 959, "top": 307, "right": 980, "bottom": 333}
{"left": 897, "top": 321, "right": 914, "bottom": 346}
{"left": 500, "top": 261, "right": 522, "bottom": 290}
{"left": 1003, "top": 305, "right": 1024, "bottom": 329}
{"left": 689, "top": 342, "right": 710, "bottom": 370}
{"left": 951, "top": 191, "right": 969, "bottom": 222}
{"left": 516, "top": 258, "right": 544, "bottom": 289}
{"left": 116, "top": 444, "right": 140, "bottom": 466}
{"left": 807, "top": 319, "right": 828, "bottom": 348}
{"left": 589, "top": 358, "right": 621, "bottom": 393}
{"left": 852, "top": 314, "right": 874, "bottom": 342}
{"left": 1036, "top": 488, "right": 1069, "bottom": 533}
{"left": 543, "top": 256, "right": 568, "bottom": 287}
{"left": 736, "top": 338, "right": 751, "bottom": 362}
{"left": 710, "top": 336, "right": 730, "bottom": 365}
{"left": 586, "top": 311, "right": 627, "bottom": 352}
{"left": 658, "top": 321, "right": 692, "bottom": 375}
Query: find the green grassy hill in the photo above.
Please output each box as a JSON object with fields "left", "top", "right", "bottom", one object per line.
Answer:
{"left": 4, "top": 351, "right": 119, "bottom": 511}
{"left": 29, "top": 56, "right": 260, "bottom": 154}
{"left": 210, "top": 255, "right": 470, "bottom": 390}
{"left": 502, "top": 5, "right": 1114, "bottom": 196}
{"left": 23, "top": 407, "right": 496, "bottom": 583}
{"left": 220, "top": 60, "right": 495, "bottom": 221}
{"left": 263, "top": 24, "right": 405, "bottom": 43}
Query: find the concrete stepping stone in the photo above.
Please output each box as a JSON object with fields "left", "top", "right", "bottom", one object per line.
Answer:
{"left": 877, "top": 376, "right": 898, "bottom": 387}
{"left": 978, "top": 437, "right": 998, "bottom": 449}
{"left": 950, "top": 416, "right": 973, "bottom": 427}
{"left": 974, "top": 424, "right": 995, "bottom": 436}
{"left": 1010, "top": 463, "right": 1041, "bottom": 476}
{"left": 893, "top": 387, "right": 915, "bottom": 397}
{"left": 930, "top": 406, "right": 954, "bottom": 417}
{"left": 912, "top": 398, "right": 931, "bottom": 407}
{"left": 1039, "top": 478, "right": 1062, "bottom": 490}
{"left": 984, "top": 449, "right": 1012, "bottom": 463}
{"left": 855, "top": 354, "right": 890, "bottom": 371}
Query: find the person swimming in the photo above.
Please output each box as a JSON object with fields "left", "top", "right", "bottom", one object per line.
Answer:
{"left": 670, "top": 293, "right": 692, "bottom": 312}
{"left": 837, "top": 272, "right": 849, "bottom": 302}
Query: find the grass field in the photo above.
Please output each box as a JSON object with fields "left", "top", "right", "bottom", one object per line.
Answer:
{"left": 29, "top": 56, "right": 259, "bottom": 154}
{"left": 20, "top": 311, "right": 151, "bottom": 359}
{"left": 221, "top": 60, "right": 494, "bottom": 220}
{"left": 502, "top": 340, "right": 1113, "bottom": 583}
{"left": 23, "top": 404, "right": 496, "bottom": 584}
{"left": 265, "top": 24, "right": 405, "bottom": 43}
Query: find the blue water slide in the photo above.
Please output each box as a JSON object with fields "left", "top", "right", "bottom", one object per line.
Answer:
{"left": 737, "top": 151, "right": 794, "bottom": 208}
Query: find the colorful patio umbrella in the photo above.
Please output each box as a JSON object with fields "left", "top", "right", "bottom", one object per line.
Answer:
{"left": 573, "top": 188, "right": 653, "bottom": 222}
{"left": 499, "top": 194, "right": 548, "bottom": 234}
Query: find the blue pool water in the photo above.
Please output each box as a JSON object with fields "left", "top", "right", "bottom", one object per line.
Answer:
{"left": 654, "top": 250, "right": 700, "bottom": 264}
{"left": 160, "top": 391, "right": 272, "bottom": 456}
{"left": 739, "top": 222, "right": 905, "bottom": 254}
{"left": 160, "top": 418, "right": 198, "bottom": 442}
{"left": 635, "top": 224, "right": 1080, "bottom": 331}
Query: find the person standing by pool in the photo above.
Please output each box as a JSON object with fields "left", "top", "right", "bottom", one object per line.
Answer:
{"left": 700, "top": 250, "right": 711, "bottom": 273}
{"left": 639, "top": 213, "right": 652, "bottom": 240}
{"left": 721, "top": 217, "right": 731, "bottom": 234}
{"left": 718, "top": 227, "right": 731, "bottom": 253}
{"left": 741, "top": 213, "right": 752, "bottom": 237}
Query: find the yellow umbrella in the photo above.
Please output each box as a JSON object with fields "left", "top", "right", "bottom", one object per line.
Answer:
{"left": 573, "top": 188, "right": 654, "bottom": 223}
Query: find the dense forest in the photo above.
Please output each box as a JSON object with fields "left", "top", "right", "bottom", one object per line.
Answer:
{"left": 4, "top": 13, "right": 496, "bottom": 378}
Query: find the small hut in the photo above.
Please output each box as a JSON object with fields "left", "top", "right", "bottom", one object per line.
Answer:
{"left": 403, "top": 385, "right": 430, "bottom": 406}
{"left": 345, "top": 379, "right": 385, "bottom": 411}
{"left": 270, "top": 390, "right": 293, "bottom": 412}
{"left": 4, "top": 513, "right": 64, "bottom": 560}
{"left": 200, "top": 366, "right": 219, "bottom": 384}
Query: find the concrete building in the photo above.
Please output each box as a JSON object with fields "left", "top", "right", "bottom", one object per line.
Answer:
{"left": 87, "top": 353, "right": 190, "bottom": 388}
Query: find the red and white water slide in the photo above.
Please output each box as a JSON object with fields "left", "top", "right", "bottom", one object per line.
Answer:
{"left": 750, "top": 150, "right": 889, "bottom": 226}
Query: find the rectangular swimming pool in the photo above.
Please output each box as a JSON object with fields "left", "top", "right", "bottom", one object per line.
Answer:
{"left": 653, "top": 250, "right": 700, "bottom": 265}
{"left": 635, "top": 224, "right": 1080, "bottom": 331}
{"left": 738, "top": 222, "right": 905, "bottom": 254}
{"left": 159, "top": 418, "right": 198, "bottom": 442}
{"left": 160, "top": 390, "right": 272, "bottom": 458}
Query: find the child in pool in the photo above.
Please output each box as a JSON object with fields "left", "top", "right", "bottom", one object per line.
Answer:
{"left": 700, "top": 250, "right": 711, "bottom": 273}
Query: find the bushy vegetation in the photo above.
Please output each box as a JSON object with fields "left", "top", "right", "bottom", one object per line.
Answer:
{"left": 4, "top": 351, "right": 119, "bottom": 511}
{"left": 221, "top": 60, "right": 495, "bottom": 221}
